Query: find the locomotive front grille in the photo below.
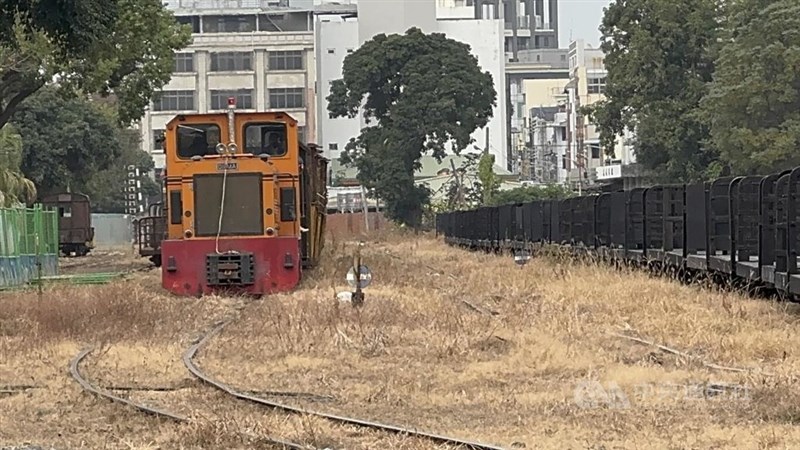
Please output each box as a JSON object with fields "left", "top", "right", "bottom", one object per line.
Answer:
{"left": 193, "top": 173, "right": 264, "bottom": 237}
{"left": 206, "top": 252, "right": 255, "bottom": 286}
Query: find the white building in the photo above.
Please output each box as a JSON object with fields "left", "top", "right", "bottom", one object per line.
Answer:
{"left": 563, "top": 39, "right": 635, "bottom": 191}
{"left": 141, "top": 0, "right": 317, "bottom": 170}
{"left": 314, "top": 0, "right": 509, "bottom": 172}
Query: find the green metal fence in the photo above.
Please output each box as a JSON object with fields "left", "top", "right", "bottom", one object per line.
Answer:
{"left": 0, "top": 205, "right": 59, "bottom": 287}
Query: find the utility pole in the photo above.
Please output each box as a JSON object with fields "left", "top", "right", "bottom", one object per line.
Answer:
{"left": 484, "top": 127, "right": 490, "bottom": 155}
{"left": 449, "top": 159, "right": 465, "bottom": 209}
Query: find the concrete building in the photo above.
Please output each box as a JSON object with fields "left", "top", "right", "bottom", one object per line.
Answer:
{"left": 559, "top": 39, "right": 637, "bottom": 192}
{"left": 314, "top": 0, "right": 509, "bottom": 173}
{"left": 511, "top": 40, "right": 639, "bottom": 191}
{"left": 505, "top": 48, "right": 569, "bottom": 178}
{"left": 141, "top": 0, "right": 317, "bottom": 170}
{"left": 434, "top": 0, "right": 559, "bottom": 57}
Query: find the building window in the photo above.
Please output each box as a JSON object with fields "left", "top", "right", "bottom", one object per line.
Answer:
{"left": 210, "top": 52, "right": 253, "bottom": 72}
{"left": 210, "top": 89, "right": 254, "bottom": 110}
{"left": 173, "top": 53, "right": 194, "bottom": 73}
{"left": 587, "top": 77, "right": 607, "bottom": 94}
{"left": 589, "top": 144, "right": 601, "bottom": 159}
{"left": 346, "top": 48, "right": 354, "bottom": 53}
{"left": 176, "top": 16, "right": 200, "bottom": 33}
{"left": 268, "top": 88, "right": 304, "bottom": 109}
{"left": 327, "top": 49, "right": 335, "bottom": 54}
{"left": 152, "top": 90, "right": 195, "bottom": 112}
{"left": 268, "top": 50, "right": 303, "bottom": 71}
{"left": 328, "top": 143, "right": 338, "bottom": 151}
{"left": 202, "top": 15, "right": 256, "bottom": 33}
{"left": 153, "top": 129, "right": 165, "bottom": 151}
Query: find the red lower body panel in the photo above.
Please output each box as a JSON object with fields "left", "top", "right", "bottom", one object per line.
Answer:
{"left": 161, "top": 237, "right": 301, "bottom": 297}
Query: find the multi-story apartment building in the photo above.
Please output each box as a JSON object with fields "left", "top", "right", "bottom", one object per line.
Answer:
{"left": 513, "top": 39, "right": 637, "bottom": 190}
{"left": 141, "top": 0, "right": 317, "bottom": 171}
{"left": 562, "top": 39, "right": 636, "bottom": 191}
{"left": 436, "top": 0, "right": 558, "bottom": 57}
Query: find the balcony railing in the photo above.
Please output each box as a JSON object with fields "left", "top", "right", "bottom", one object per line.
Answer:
{"left": 504, "top": 15, "right": 554, "bottom": 31}
{"left": 165, "top": 0, "right": 290, "bottom": 10}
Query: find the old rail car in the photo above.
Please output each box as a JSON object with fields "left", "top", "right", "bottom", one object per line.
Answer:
{"left": 436, "top": 166, "right": 800, "bottom": 298}
{"left": 134, "top": 202, "right": 165, "bottom": 266}
{"left": 40, "top": 192, "right": 95, "bottom": 257}
{"left": 139, "top": 99, "right": 328, "bottom": 297}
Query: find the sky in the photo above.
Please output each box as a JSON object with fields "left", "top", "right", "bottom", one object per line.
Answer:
{"left": 558, "top": 0, "right": 612, "bottom": 48}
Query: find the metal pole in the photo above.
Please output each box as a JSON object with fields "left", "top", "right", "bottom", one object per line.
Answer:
{"left": 351, "top": 244, "right": 364, "bottom": 307}
{"left": 361, "top": 185, "right": 369, "bottom": 232}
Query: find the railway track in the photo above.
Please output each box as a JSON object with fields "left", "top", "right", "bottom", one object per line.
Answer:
{"left": 69, "top": 306, "right": 508, "bottom": 450}
{"left": 184, "top": 318, "right": 507, "bottom": 450}
{"left": 69, "top": 346, "right": 308, "bottom": 449}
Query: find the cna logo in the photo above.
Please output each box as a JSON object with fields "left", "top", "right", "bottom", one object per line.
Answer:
{"left": 573, "top": 380, "right": 631, "bottom": 409}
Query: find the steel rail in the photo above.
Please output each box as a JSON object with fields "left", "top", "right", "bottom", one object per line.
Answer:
{"left": 69, "top": 346, "right": 309, "bottom": 450}
{"left": 69, "top": 347, "right": 187, "bottom": 421}
{"left": 183, "top": 320, "right": 508, "bottom": 450}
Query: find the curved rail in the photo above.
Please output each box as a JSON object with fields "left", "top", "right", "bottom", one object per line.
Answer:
{"left": 183, "top": 320, "right": 508, "bottom": 450}
{"left": 70, "top": 346, "right": 309, "bottom": 450}
{"left": 69, "top": 347, "right": 187, "bottom": 421}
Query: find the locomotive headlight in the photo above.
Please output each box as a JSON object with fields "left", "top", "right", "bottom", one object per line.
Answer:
{"left": 227, "top": 143, "right": 238, "bottom": 154}
{"left": 215, "top": 143, "right": 226, "bottom": 154}
{"left": 184, "top": 229, "right": 193, "bottom": 238}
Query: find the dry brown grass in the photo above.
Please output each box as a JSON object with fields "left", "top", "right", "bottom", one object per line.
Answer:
{"left": 2, "top": 230, "right": 800, "bottom": 449}
{"left": 203, "top": 233, "right": 800, "bottom": 449}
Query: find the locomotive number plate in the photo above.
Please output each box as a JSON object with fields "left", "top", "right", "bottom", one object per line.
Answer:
{"left": 216, "top": 162, "right": 238, "bottom": 171}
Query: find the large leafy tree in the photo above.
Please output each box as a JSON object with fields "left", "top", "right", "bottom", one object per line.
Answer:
{"left": 12, "top": 87, "right": 158, "bottom": 210}
{"left": 84, "top": 128, "right": 161, "bottom": 213}
{"left": 328, "top": 27, "right": 497, "bottom": 227}
{"left": 702, "top": 0, "right": 800, "bottom": 174}
{"left": 0, "top": 0, "right": 191, "bottom": 129}
{"left": 13, "top": 87, "right": 121, "bottom": 194}
{"left": 584, "top": 0, "right": 722, "bottom": 182}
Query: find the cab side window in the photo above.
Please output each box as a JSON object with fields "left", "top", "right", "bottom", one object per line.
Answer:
{"left": 245, "top": 122, "right": 287, "bottom": 156}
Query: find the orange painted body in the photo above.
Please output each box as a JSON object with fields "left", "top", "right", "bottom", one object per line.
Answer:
{"left": 158, "top": 110, "right": 327, "bottom": 297}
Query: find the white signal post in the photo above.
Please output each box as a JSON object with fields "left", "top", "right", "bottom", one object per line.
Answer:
{"left": 227, "top": 97, "right": 236, "bottom": 153}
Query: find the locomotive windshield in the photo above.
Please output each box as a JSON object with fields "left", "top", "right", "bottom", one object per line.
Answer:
{"left": 244, "top": 122, "right": 287, "bottom": 156}
{"left": 176, "top": 124, "right": 221, "bottom": 158}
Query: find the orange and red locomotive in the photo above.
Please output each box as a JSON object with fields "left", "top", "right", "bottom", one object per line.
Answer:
{"left": 147, "top": 100, "right": 327, "bottom": 297}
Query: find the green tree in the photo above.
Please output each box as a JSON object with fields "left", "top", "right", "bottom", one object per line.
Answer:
{"left": 0, "top": 124, "right": 35, "bottom": 206}
{"left": 12, "top": 87, "right": 158, "bottom": 210}
{"left": 490, "top": 184, "right": 574, "bottom": 206}
{"left": 477, "top": 152, "right": 500, "bottom": 204}
{"left": 0, "top": 0, "right": 191, "bottom": 129}
{"left": 13, "top": 87, "right": 121, "bottom": 195}
{"left": 702, "top": 0, "right": 800, "bottom": 174}
{"left": 584, "top": 0, "right": 722, "bottom": 182}
{"left": 328, "top": 27, "right": 497, "bottom": 227}
{"left": 84, "top": 128, "right": 161, "bottom": 213}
